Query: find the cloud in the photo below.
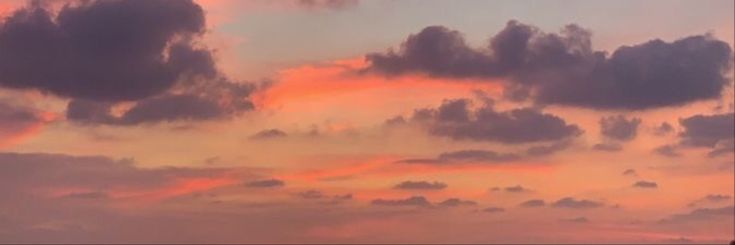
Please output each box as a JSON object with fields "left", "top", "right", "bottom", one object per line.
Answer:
{"left": 371, "top": 196, "right": 431, "bottom": 207}
{"left": 0, "top": 100, "right": 52, "bottom": 146}
{"left": 500, "top": 185, "right": 530, "bottom": 193}
{"left": 0, "top": 152, "right": 236, "bottom": 201}
{"left": 551, "top": 197, "right": 603, "bottom": 209}
{"left": 249, "top": 129, "right": 288, "bottom": 140}
{"left": 365, "top": 21, "right": 733, "bottom": 110}
{"left": 688, "top": 194, "right": 732, "bottom": 207}
{"left": 622, "top": 169, "right": 637, "bottom": 176}
{"left": 678, "top": 113, "right": 734, "bottom": 157}
{"left": 599, "top": 116, "right": 641, "bottom": 141}
{"left": 401, "top": 98, "right": 581, "bottom": 143}
{"left": 394, "top": 181, "right": 447, "bottom": 190}
{"left": 592, "top": 143, "right": 622, "bottom": 152}
{"left": 482, "top": 207, "right": 505, "bottom": 213}
{"left": 653, "top": 122, "right": 674, "bottom": 136}
{"left": 297, "top": 190, "right": 324, "bottom": 199}
{"left": 632, "top": 181, "right": 658, "bottom": 188}
{"left": 660, "top": 206, "right": 734, "bottom": 224}
{"left": 0, "top": 0, "right": 256, "bottom": 125}
{"left": 562, "top": 217, "right": 589, "bottom": 223}
{"left": 524, "top": 140, "right": 572, "bottom": 156}
{"left": 519, "top": 199, "right": 545, "bottom": 207}
{"left": 653, "top": 144, "right": 681, "bottom": 157}
{"left": 295, "top": 0, "right": 358, "bottom": 10}
{"left": 245, "top": 179, "right": 285, "bottom": 188}
{"left": 396, "top": 149, "right": 521, "bottom": 165}
{"left": 437, "top": 198, "right": 477, "bottom": 207}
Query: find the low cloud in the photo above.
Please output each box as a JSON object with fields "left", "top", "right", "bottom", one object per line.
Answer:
{"left": 437, "top": 198, "right": 477, "bottom": 207}
{"left": 249, "top": 129, "right": 288, "bottom": 140}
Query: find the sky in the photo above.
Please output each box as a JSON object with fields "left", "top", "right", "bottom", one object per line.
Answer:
{"left": 0, "top": 0, "right": 733, "bottom": 243}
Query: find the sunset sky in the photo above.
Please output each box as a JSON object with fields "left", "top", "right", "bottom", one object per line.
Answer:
{"left": 0, "top": 0, "right": 734, "bottom": 243}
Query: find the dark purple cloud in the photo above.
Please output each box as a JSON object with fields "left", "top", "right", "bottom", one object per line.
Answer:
{"left": 660, "top": 205, "right": 734, "bottom": 224}
{"left": 296, "top": 0, "right": 359, "bottom": 10}
{"left": 365, "top": 21, "right": 733, "bottom": 110}
{"left": 653, "top": 122, "right": 674, "bottom": 136}
{"left": 0, "top": 100, "right": 46, "bottom": 139}
{"left": 503, "top": 185, "right": 530, "bottom": 193}
{"left": 0, "top": 0, "right": 256, "bottom": 125}
{"left": 396, "top": 149, "right": 520, "bottom": 165}
{"left": 402, "top": 98, "right": 581, "bottom": 143}
{"left": 678, "top": 113, "right": 734, "bottom": 157}
{"left": 394, "top": 181, "right": 447, "bottom": 190}
{"left": 653, "top": 144, "right": 681, "bottom": 157}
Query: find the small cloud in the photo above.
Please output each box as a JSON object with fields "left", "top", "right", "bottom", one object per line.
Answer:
{"left": 552, "top": 197, "right": 604, "bottom": 209}
{"left": 297, "top": 190, "right": 324, "bottom": 199}
{"left": 599, "top": 115, "right": 641, "bottom": 141}
{"left": 519, "top": 199, "right": 545, "bottom": 208}
{"left": 249, "top": 129, "right": 287, "bottom": 140}
{"left": 633, "top": 181, "right": 658, "bottom": 189}
{"left": 592, "top": 143, "right": 623, "bottom": 152}
{"left": 371, "top": 196, "right": 431, "bottom": 207}
{"left": 654, "top": 144, "right": 680, "bottom": 157}
{"left": 61, "top": 191, "right": 109, "bottom": 200}
{"left": 245, "top": 179, "right": 285, "bottom": 188}
{"left": 482, "top": 207, "right": 505, "bottom": 213}
{"left": 653, "top": 122, "right": 674, "bottom": 136}
{"left": 504, "top": 185, "right": 530, "bottom": 193}
{"left": 394, "top": 181, "right": 447, "bottom": 190}
{"left": 437, "top": 198, "right": 477, "bottom": 207}
{"left": 622, "top": 169, "right": 637, "bottom": 176}
{"left": 660, "top": 205, "right": 734, "bottom": 224}
{"left": 562, "top": 217, "right": 589, "bottom": 223}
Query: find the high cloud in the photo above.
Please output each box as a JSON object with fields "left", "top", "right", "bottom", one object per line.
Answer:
{"left": 0, "top": 0, "right": 256, "bottom": 125}
{"left": 365, "top": 21, "right": 733, "bottom": 110}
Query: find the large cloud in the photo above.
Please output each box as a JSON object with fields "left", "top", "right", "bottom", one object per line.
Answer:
{"left": 0, "top": 0, "right": 256, "bottom": 125}
{"left": 365, "top": 21, "right": 733, "bottom": 110}
{"left": 397, "top": 98, "right": 581, "bottom": 143}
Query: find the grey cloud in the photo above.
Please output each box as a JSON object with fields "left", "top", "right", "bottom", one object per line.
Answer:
{"left": 297, "top": 190, "right": 324, "bottom": 199}
{"left": 551, "top": 197, "right": 603, "bottom": 209}
{"left": 394, "top": 181, "right": 447, "bottom": 190}
{"left": 678, "top": 113, "right": 734, "bottom": 148}
{"left": 519, "top": 199, "right": 545, "bottom": 207}
{"left": 296, "top": 0, "right": 358, "bottom": 10}
{"left": 599, "top": 116, "right": 641, "bottom": 141}
{"left": 525, "top": 140, "right": 572, "bottom": 156}
{"left": 245, "top": 179, "right": 285, "bottom": 188}
{"left": 371, "top": 196, "right": 431, "bottom": 207}
{"left": 0, "top": 100, "right": 45, "bottom": 139}
{"left": 365, "top": 21, "right": 733, "bottom": 110}
{"left": 633, "top": 181, "right": 658, "bottom": 188}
